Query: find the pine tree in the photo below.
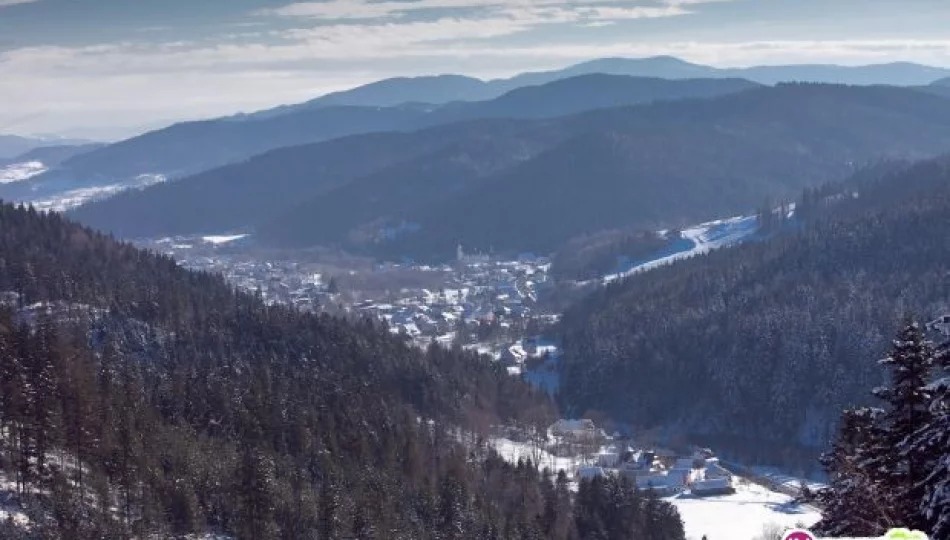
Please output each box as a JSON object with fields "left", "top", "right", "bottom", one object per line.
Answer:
{"left": 810, "top": 408, "right": 892, "bottom": 536}
{"left": 865, "top": 321, "right": 935, "bottom": 529}
{"left": 908, "top": 330, "right": 950, "bottom": 538}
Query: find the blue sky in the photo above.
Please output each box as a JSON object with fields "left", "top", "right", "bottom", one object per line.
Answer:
{"left": 2, "top": 0, "right": 950, "bottom": 139}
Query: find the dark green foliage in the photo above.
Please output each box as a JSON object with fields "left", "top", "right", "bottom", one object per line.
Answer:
{"left": 558, "top": 158, "right": 950, "bottom": 465}
{"left": 551, "top": 229, "right": 676, "bottom": 282}
{"left": 366, "top": 84, "right": 950, "bottom": 259}
{"left": 0, "top": 201, "right": 683, "bottom": 539}
{"left": 810, "top": 322, "right": 949, "bottom": 538}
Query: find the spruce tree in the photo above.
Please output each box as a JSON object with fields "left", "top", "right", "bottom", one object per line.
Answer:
{"left": 908, "top": 328, "right": 950, "bottom": 538}
{"left": 866, "top": 321, "right": 935, "bottom": 530}
{"left": 811, "top": 408, "right": 891, "bottom": 536}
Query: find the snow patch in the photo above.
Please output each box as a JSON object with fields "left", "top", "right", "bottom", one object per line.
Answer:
{"left": 201, "top": 234, "right": 249, "bottom": 245}
{"left": 0, "top": 161, "right": 47, "bottom": 184}
{"left": 30, "top": 173, "right": 166, "bottom": 212}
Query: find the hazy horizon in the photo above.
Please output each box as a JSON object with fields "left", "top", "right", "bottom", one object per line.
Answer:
{"left": 3, "top": 0, "right": 950, "bottom": 139}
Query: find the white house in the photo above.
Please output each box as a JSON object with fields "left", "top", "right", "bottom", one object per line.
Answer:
{"left": 690, "top": 477, "right": 736, "bottom": 497}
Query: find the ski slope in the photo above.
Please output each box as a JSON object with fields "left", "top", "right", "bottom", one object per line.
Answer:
{"left": 603, "top": 215, "right": 758, "bottom": 284}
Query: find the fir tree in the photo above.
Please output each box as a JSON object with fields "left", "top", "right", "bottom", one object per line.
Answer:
{"left": 866, "top": 322, "right": 935, "bottom": 529}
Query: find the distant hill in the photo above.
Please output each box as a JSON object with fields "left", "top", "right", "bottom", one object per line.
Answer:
{"left": 358, "top": 84, "right": 950, "bottom": 259}
{"left": 556, "top": 156, "right": 950, "bottom": 466}
{"left": 50, "top": 75, "right": 754, "bottom": 186}
{"left": 433, "top": 74, "right": 759, "bottom": 122}
{"left": 67, "top": 119, "right": 566, "bottom": 238}
{"left": 0, "top": 135, "right": 94, "bottom": 160}
{"left": 73, "top": 84, "right": 950, "bottom": 258}
{"left": 934, "top": 77, "right": 950, "bottom": 86}
{"left": 1, "top": 142, "right": 104, "bottom": 167}
{"left": 56, "top": 105, "right": 426, "bottom": 181}
{"left": 54, "top": 75, "right": 754, "bottom": 224}
{"left": 256, "top": 56, "right": 950, "bottom": 114}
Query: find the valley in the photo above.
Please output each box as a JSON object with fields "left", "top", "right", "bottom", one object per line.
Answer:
{"left": 3, "top": 21, "right": 950, "bottom": 535}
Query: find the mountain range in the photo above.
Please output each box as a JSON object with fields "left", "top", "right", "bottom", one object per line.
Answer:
{"left": 71, "top": 83, "right": 950, "bottom": 261}
{"left": 29, "top": 75, "right": 756, "bottom": 187}
{"left": 256, "top": 56, "right": 950, "bottom": 114}
{"left": 0, "top": 135, "right": 95, "bottom": 160}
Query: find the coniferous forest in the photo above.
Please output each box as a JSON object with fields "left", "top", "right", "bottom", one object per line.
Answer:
{"left": 558, "top": 158, "right": 950, "bottom": 467}
{"left": 0, "top": 202, "right": 686, "bottom": 539}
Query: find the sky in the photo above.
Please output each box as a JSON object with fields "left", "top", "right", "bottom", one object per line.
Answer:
{"left": 2, "top": 0, "right": 950, "bottom": 140}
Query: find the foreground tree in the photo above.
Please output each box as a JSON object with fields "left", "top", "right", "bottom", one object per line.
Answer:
{"left": 813, "top": 321, "right": 945, "bottom": 536}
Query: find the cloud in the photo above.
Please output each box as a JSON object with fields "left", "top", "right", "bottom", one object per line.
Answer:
{"left": 0, "top": 0, "right": 39, "bottom": 6}
{"left": 259, "top": 0, "right": 698, "bottom": 20}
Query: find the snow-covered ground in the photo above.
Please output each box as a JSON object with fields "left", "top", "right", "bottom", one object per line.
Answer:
{"left": 671, "top": 481, "right": 820, "bottom": 540}
{"left": 749, "top": 466, "right": 826, "bottom": 493}
{"left": 523, "top": 339, "right": 561, "bottom": 395}
{"left": 29, "top": 173, "right": 165, "bottom": 212}
{"left": 490, "top": 437, "right": 820, "bottom": 540}
{"left": 0, "top": 472, "right": 30, "bottom": 528}
{"left": 0, "top": 161, "right": 47, "bottom": 184}
{"left": 491, "top": 438, "right": 581, "bottom": 475}
{"left": 603, "top": 215, "right": 759, "bottom": 284}
{"left": 202, "top": 234, "right": 249, "bottom": 245}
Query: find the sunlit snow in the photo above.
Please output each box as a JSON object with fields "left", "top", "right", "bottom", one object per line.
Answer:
{"left": 202, "top": 234, "right": 248, "bottom": 245}
{"left": 29, "top": 173, "right": 166, "bottom": 212}
{"left": 0, "top": 161, "right": 47, "bottom": 184}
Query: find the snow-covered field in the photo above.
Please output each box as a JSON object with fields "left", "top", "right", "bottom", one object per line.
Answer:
{"left": 0, "top": 161, "right": 47, "bottom": 184}
{"left": 29, "top": 173, "right": 165, "bottom": 212}
{"left": 491, "top": 438, "right": 581, "bottom": 475}
{"left": 671, "top": 481, "right": 820, "bottom": 540}
{"left": 603, "top": 215, "right": 759, "bottom": 284}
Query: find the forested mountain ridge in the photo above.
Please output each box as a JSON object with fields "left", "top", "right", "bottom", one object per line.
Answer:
{"left": 557, "top": 157, "right": 950, "bottom": 467}
{"left": 41, "top": 75, "right": 753, "bottom": 189}
{"left": 73, "top": 84, "right": 950, "bottom": 260}
{"left": 68, "top": 118, "right": 568, "bottom": 239}
{"left": 0, "top": 202, "right": 686, "bottom": 539}
{"left": 360, "top": 83, "right": 950, "bottom": 259}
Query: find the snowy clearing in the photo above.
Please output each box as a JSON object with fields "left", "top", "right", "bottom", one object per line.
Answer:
{"left": 0, "top": 161, "right": 47, "bottom": 184}
{"left": 603, "top": 215, "right": 758, "bottom": 284}
{"left": 671, "top": 481, "right": 820, "bottom": 540}
{"left": 490, "top": 438, "right": 580, "bottom": 476}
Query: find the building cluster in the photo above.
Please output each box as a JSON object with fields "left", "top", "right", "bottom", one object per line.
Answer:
{"left": 552, "top": 420, "right": 737, "bottom": 498}
{"left": 138, "top": 238, "right": 562, "bottom": 370}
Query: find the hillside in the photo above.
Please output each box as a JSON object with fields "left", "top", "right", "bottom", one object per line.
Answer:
{"left": 354, "top": 84, "right": 950, "bottom": 259}
{"left": 0, "top": 135, "right": 93, "bottom": 160}
{"left": 0, "top": 202, "right": 687, "bottom": 539}
{"left": 0, "top": 143, "right": 104, "bottom": 167}
{"left": 68, "top": 119, "right": 565, "bottom": 238}
{"left": 556, "top": 157, "right": 950, "bottom": 467}
{"left": 57, "top": 105, "right": 426, "bottom": 180}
